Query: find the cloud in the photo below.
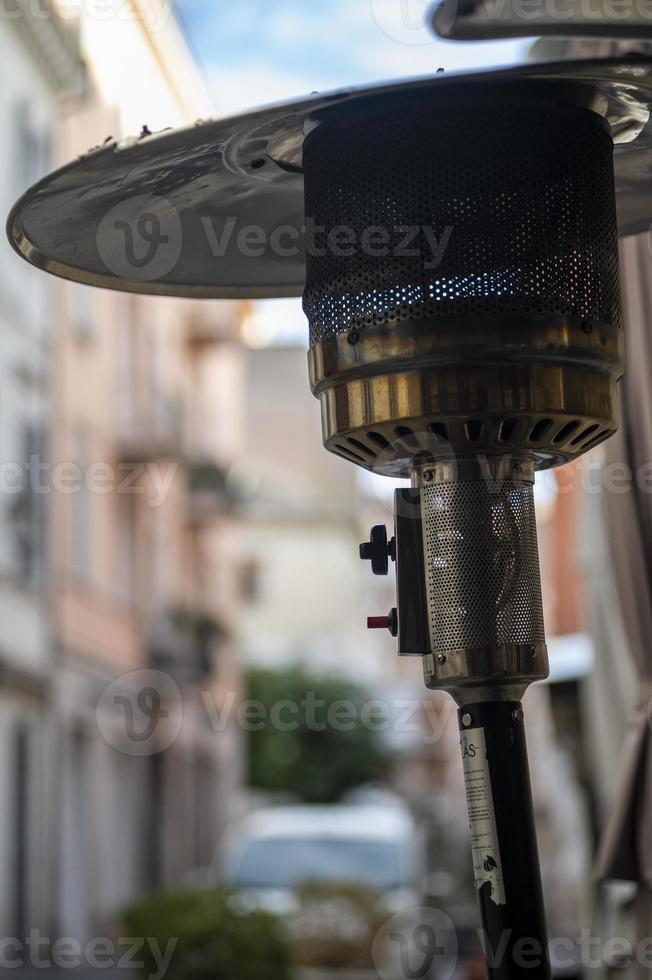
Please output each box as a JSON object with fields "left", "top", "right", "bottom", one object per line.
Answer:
{"left": 178, "top": 0, "right": 530, "bottom": 119}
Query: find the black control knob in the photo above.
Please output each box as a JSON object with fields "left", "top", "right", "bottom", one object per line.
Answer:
{"left": 359, "top": 525, "right": 396, "bottom": 576}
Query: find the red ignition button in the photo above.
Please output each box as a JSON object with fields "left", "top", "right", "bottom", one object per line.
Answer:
{"left": 367, "top": 609, "right": 398, "bottom": 636}
{"left": 368, "top": 616, "right": 391, "bottom": 630}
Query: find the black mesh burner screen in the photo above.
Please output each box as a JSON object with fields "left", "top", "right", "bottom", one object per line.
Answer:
{"left": 303, "top": 91, "right": 621, "bottom": 347}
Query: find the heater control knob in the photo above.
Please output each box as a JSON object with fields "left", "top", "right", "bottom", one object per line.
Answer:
{"left": 359, "top": 525, "right": 396, "bottom": 576}
{"left": 367, "top": 609, "right": 399, "bottom": 637}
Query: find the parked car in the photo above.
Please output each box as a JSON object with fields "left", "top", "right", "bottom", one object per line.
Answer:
{"left": 218, "top": 803, "right": 431, "bottom": 975}
{"left": 222, "top": 803, "right": 422, "bottom": 904}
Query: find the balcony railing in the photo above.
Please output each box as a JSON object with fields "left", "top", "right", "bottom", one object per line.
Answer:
{"left": 186, "top": 460, "right": 238, "bottom": 524}
{"left": 116, "top": 399, "right": 184, "bottom": 463}
{"left": 148, "top": 609, "right": 227, "bottom": 682}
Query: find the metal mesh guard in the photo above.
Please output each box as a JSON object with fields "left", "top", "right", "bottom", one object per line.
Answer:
{"left": 303, "top": 90, "right": 621, "bottom": 347}
{"left": 421, "top": 477, "right": 545, "bottom": 653}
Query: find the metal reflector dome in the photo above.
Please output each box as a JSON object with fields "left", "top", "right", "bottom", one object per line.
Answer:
{"left": 6, "top": 56, "right": 652, "bottom": 299}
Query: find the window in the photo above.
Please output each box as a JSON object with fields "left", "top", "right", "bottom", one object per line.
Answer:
{"left": 71, "top": 284, "right": 95, "bottom": 342}
{"left": 241, "top": 558, "right": 261, "bottom": 602}
{"left": 13, "top": 100, "right": 49, "bottom": 197}
{"left": 71, "top": 430, "right": 92, "bottom": 580}
{"left": 116, "top": 495, "right": 137, "bottom": 607}
{"left": 12, "top": 723, "right": 29, "bottom": 940}
{"left": 12, "top": 424, "right": 47, "bottom": 583}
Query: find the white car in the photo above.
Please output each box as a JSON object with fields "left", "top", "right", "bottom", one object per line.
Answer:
{"left": 221, "top": 803, "right": 423, "bottom": 907}
{"left": 212, "top": 804, "right": 470, "bottom": 978}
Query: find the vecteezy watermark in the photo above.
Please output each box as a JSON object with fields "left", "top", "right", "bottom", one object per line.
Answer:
{"left": 0, "top": 931, "right": 177, "bottom": 980}
{"left": 201, "top": 689, "right": 455, "bottom": 745}
{"left": 455, "top": 0, "right": 652, "bottom": 23}
{"left": 95, "top": 672, "right": 456, "bottom": 753}
{"left": 97, "top": 195, "right": 183, "bottom": 282}
{"left": 479, "top": 927, "right": 652, "bottom": 971}
{"left": 373, "top": 907, "right": 458, "bottom": 980}
{"left": 372, "top": 915, "right": 652, "bottom": 977}
{"left": 201, "top": 217, "right": 453, "bottom": 271}
{"left": 370, "top": 0, "right": 435, "bottom": 44}
{"left": 95, "top": 195, "right": 454, "bottom": 281}
{"left": 0, "top": 457, "right": 178, "bottom": 507}
{"left": 0, "top": 0, "right": 173, "bottom": 32}
{"left": 96, "top": 670, "right": 183, "bottom": 756}
{"left": 362, "top": 433, "right": 652, "bottom": 500}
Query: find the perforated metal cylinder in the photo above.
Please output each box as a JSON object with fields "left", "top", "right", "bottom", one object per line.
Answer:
{"left": 303, "top": 88, "right": 620, "bottom": 343}
{"left": 305, "top": 87, "right": 624, "bottom": 474}
{"left": 417, "top": 459, "right": 548, "bottom": 699}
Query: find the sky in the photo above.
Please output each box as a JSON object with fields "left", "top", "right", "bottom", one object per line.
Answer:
{"left": 172, "top": 0, "right": 530, "bottom": 347}
{"left": 174, "top": 0, "right": 530, "bottom": 117}
{"left": 172, "top": 2, "right": 535, "bottom": 500}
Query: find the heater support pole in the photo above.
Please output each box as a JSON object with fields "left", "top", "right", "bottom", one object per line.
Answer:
{"left": 458, "top": 700, "right": 551, "bottom": 980}
{"left": 402, "top": 459, "right": 552, "bottom": 979}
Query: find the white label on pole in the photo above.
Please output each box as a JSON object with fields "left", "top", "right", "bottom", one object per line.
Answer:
{"left": 460, "top": 727, "right": 506, "bottom": 906}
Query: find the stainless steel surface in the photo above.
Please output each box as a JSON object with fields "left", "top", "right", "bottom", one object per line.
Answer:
{"left": 422, "top": 646, "right": 549, "bottom": 704}
{"left": 431, "top": 0, "right": 652, "bottom": 41}
{"left": 7, "top": 57, "right": 652, "bottom": 297}
{"left": 417, "top": 458, "right": 549, "bottom": 702}
{"left": 303, "top": 93, "right": 620, "bottom": 348}
{"left": 309, "top": 317, "right": 623, "bottom": 475}
{"left": 303, "top": 90, "right": 624, "bottom": 473}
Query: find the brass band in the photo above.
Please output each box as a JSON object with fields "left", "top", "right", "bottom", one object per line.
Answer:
{"left": 308, "top": 316, "right": 624, "bottom": 475}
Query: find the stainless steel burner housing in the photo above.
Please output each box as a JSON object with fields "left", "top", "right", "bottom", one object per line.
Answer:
{"left": 305, "top": 90, "right": 624, "bottom": 474}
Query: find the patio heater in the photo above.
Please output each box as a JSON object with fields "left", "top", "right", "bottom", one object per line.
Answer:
{"left": 8, "top": 55, "right": 652, "bottom": 979}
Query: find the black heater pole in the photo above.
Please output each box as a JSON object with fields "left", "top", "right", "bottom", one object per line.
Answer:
{"left": 413, "top": 458, "right": 552, "bottom": 979}
{"left": 369, "top": 458, "right": 557, "bottom": 980}
{"left": 458, "top": 702, "right": 551, "bottom": 980}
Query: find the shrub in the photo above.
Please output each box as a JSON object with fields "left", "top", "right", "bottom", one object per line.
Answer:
{"left": 122, "top": 888, "right": 293, "bottom": 980}
{"left": 246, "top": 664, "right": 390, "bottom": 803}
{"left": 187, "top": 461, "right": 230, "bottom": 495}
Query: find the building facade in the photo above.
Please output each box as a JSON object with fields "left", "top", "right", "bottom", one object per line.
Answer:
{"left": 0, "top": 2, "right": 84, "bottom": 943}
{"left": 45, "top": 0, "right": 246, "bottom": 941}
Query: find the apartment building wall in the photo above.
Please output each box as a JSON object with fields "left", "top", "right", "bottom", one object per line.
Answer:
{"left": 47, "top": 7, "right": 246, "bottom": 940}
{"left": 236, "top": 342, "right": 404, "bottom": 683}
{"left": 0, "top": 7, "right": 84, "bottom": 941}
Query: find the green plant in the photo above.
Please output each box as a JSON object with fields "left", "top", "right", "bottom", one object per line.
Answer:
{"left": 246, "top": 664, "right": 390, "bottom": 803}
{"left": 122, "top": 888, "right": 293, "bottom": 980}
{"left": 187, "top": 461, "right": 231, "bottom": 495}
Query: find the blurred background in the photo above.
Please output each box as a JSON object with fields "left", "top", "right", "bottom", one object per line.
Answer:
{"left": 0, "top": 2, "right": 644, "bottom": 979}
